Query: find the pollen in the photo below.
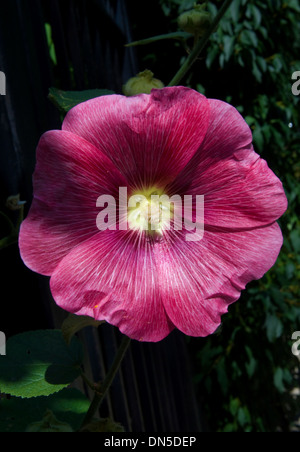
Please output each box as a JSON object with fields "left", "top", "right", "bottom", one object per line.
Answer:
{"left": 127, "top": 187, "right": 173, "bottom": 235}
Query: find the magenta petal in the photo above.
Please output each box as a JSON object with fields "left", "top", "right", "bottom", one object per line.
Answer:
{"left": 153, "top": 223, "right": 283, "bottom": 337}
{"left": 200, "top": 98, "right": 253, "bottom": 156}
{"left": 19, "top": 130, "right": 127, "bottom": 276}
{"left": 169, "top": 98, "right": 253, "bottom": 192}
{"left": 187, "top": 145, "right": 288, "bottom": 229}
{"left": 169, "top": 99, "right": 287, "bottom": 228}
{"left": 50, "top": 230, "right": 175, "bottom": 342}
{"left": 62, "top": 87, "right": 211, "bottom": 187}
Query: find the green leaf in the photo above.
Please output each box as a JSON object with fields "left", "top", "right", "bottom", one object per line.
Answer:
{"left": 237, "top": 406, "right": 251, "bottom": 427}
{"left": 223, "top": 35, "right": 235, "bottom": 61}
{"left": 273, "top": 367, "right": 286, "bottom": 393}
{"left": 262, "top": 124, "right": 272, "bottom": 143}
{"left": 45, "top": 23, "right": 57, "bottom": 66}
{"left": 81, "top": 418, "right": 125, "bottom": 433}
{"left": 219, "top": 53, "right": 225, "bottom": 69}
{"left": 288, "top": 0, "right": 300, "bottom": 12}
{"left": 245, "top": 115, "right": 256, "bottom": 127}
{"left": 265, "top": 314, "right": 283, "bottom": 343}
{"left": 270, "top": 287, "right": 285, "bottom": 309}
{"left": 231, "top": 361, "right": 242, "bottom": 378}
{"left": 229, "top": 397, "right": 240, "bottom": 416}
{"left": 25, "top": 410, "right": 74, "bottom": 432}
{"left": 178, "top": 0, "right": 195, "bottom": 13}
{"left": 223, "top": 422, "right": 236, "bottom": 432}
{"left": 250, "top": 5, "right": 262, "bottom": 29}
{"left": 0, "top": 330, "right": 84, "bottom": 398}
{"left": 206, "top": 46, "right": 219, "bottom": 69}
{"left": 196, "top": 83, "right": 206, "bottom": 95}
{"left": 245, "top": 346, "right": 257, "bottom": 378}
{"left": 0, "top": 388, "right": 90, "bottom": 432}
{"left": 230, "top": 0, "right": 241, "bottom": 23}
{"left": 240, "top": 30, "right": 258, "bottom": 48}
{"left": 290, "top": 229, "right": 300, "bottom": 253}
{"left": 0, "top": 233, "right": 19, "bottom": 250}
{"left": 286, "top": 262, "right": 295, "bottom": 280}
{"left": 259, "top": 26, "right": 268, "bottom": 40}
{"left": 257, "top": 56, "right": 267, "bottom": 73}
{"left": 125, "top": 32, "right": 192, "bottom": 47}
{"left": 252, "top": 61, "right": 262, "bottom": 83}
{"left": 61, "top": 314, "right": 105, "bottom": 345}
{"left": 253, "top": 125, "right": 264, "bottom": 152}
{"left": 48, "top": 88, "right": 115, "bottom": 113}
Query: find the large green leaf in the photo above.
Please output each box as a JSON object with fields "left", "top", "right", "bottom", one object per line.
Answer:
{"left": 0, "top": 330, "right": 83, "bottom": 398}
{"left": 0, "top": 388, "right": 90, "bottom": 432}
{"left": 48, "top": 88, "right": 115, "bottom": 113}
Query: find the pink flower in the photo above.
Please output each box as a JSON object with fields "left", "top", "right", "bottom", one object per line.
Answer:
{"left": 19, "top": 87, "right": 287, "bottom": 342}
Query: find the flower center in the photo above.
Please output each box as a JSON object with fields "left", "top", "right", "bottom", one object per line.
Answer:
{"left": 127, "top": 187, "right": 173, "bottom": 235}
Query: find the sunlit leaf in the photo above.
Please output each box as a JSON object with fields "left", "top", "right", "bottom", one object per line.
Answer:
{"left": 0, "top": 330, "right": 83, "bottom": 398}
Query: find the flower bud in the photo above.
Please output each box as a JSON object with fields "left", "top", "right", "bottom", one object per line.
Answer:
{"left": 123, "top": 70, "right": 164, "bottom": 97}
{"left": 5, "top": 194, "right": 26, "bottom": 211}
{"left": 178, "top": 6, "right": 212, "bottom": 37}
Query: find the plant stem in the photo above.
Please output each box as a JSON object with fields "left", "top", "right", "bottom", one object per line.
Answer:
{"left": 168, "top": 0, "right": 234, "bottom": 87}
{"left": 80, "top": 335, "right": 131, "bottom": 429}
{"left": 80, "top": 370, "right": 97, "bottom": 391}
